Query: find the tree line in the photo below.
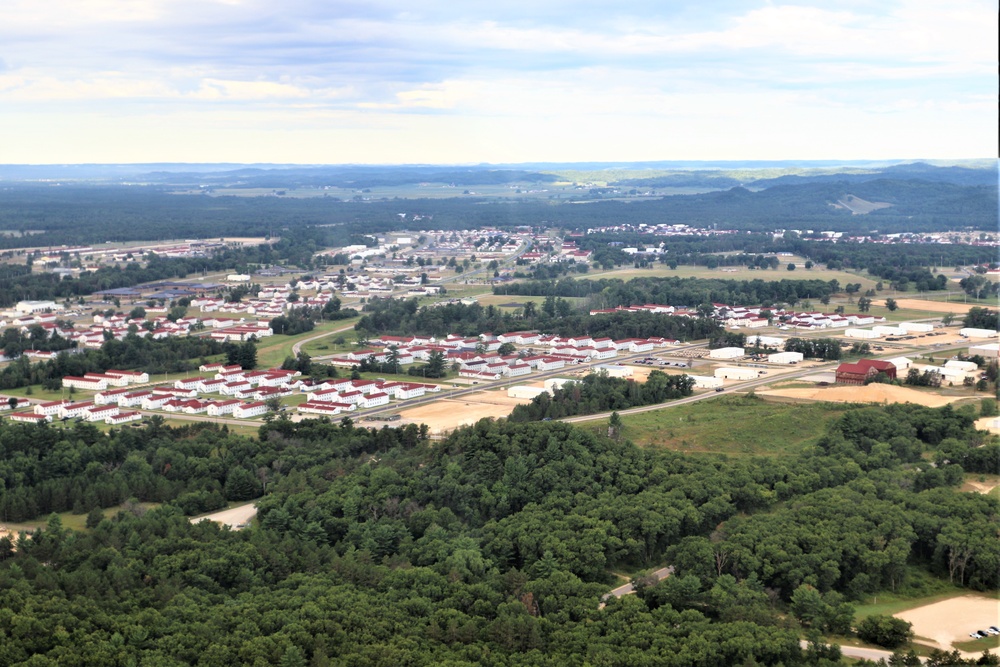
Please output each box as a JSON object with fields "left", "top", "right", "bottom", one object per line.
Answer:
{"left": 508, "top": 370, "right": 695, "bottom": 421}
{"left": 356, "top": 297, "right": 723, "bottom": 342}
{"left": 0, "top": 333, "right": 225, "bottom": 390}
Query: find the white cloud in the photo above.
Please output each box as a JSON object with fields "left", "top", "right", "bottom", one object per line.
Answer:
{"left": 0, "top": 0, "right": 994, "bottom": 162}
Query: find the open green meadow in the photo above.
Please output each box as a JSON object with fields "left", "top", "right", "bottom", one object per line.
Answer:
{"left": 1, "top": 502, "right": 161, "bottom": 535}
{"left": 851, "top": 571, "right": 973, "bottom": 621}
{"left": 618, "top": 394, "right": 847, "bottom": 456}
{"left": 254, "top": 318, "right": 359, "bottom": 368}
{"left": 587, "top": 262, "right": 880, "bottom": 291}
{"left": 952, "top": 635, "right": 1000, "bottom": 652}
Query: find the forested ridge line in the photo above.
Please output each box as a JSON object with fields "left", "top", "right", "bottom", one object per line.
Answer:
{"left": 0, "top": 174, "right": 995, "bottom": 249}
{"left": 0, "top": 397, "right": 996, "bottom": 665}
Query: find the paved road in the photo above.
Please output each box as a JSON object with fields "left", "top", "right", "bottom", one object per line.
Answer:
{"left": 189, "top": 502, "right": 257, "bottom": 530}
{"left": 798, "top": 640, "right": 931, "bottom": 664}
{"left": 598, "top": 567, "right": 673, "bottom": 609}
{"left": 562, "top": 338, "right": 975, "bottom": 426}
{"left": 290, "top": 322, "right": 357, "bottom": 357}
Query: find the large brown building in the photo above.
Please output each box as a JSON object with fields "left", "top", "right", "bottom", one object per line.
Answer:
{"left": 835, "top": 359, "right": 897, "bottom": 385}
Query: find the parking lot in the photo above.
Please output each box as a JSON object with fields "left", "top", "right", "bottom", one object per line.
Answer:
{"left": 895, "top": 595, "right": 1000, "bottom": 652}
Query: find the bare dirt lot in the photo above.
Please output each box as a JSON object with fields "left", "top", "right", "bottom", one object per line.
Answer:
{"left": 190, "top": 502, "right": 257, "bottom": 530}
{"left": 975, "top": 416, "right": 1000, "bottom": 435}
{"left": 896, "top": 595, "right": 1000, "bottom": 652}
{"left": 399, "top": 390, "right": 532, "bottom": 433}
{"left": 758, "top": 384, "right": 960, "bottom": 408}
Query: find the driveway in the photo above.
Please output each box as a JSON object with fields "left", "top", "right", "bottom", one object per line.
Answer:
{"left": 189, "top": 502, "right": 257, "bottom": 530}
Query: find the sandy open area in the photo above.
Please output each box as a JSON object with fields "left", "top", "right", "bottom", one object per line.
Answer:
{"left": 399, "top": 390, "right": 532, "bottom": 433}
{"left": 758, "top": 383, "right": 960, "bottom": 407}
{"left": 975, "top": 416, "right": 1000, "bottom": 435}
{"left": 884, "top": 299, "right": 978, "bottom": 315}
{"left": 626, "top": 365, "right": 698, "bottom": 382}
{"left": 896, "top": 595, "right": 1000, "bottom": 651}
{"left": 190, "top": 502, "right": 257, "bottom": 530}
{"left": 963, "top": 477, "right": 1000, "bottom": 495}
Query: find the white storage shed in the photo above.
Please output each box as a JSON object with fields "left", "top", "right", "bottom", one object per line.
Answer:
{"left": 899, "top": 322, "right": 933, "bottom": 333}
{"left": 687, "top": 375, "right": 723, "bottom": 389}
{"left": 507, "top": 386, "right": 550, "bottom": 400}
{"left": 887, "top": 357, "right": 913, "bottom": 371}
{"left": 944, "top": 360, "right": 978, "bottom": 373}
{"left": 767, "top": 351, "right": 804, "bottom": 364}
{"left": 960, "top": 328, "right": 999, "bottom": 339}
{"left": 969, "top": 343, "right": 1000, "bottom": 358}
{"left": 544, "top": 378, "right": 574, "bottom": 392}
{"left": 708, "top": 347, "right": 745, "bottom": 360}
{"left": 591, "top": 364, "right": 633, "bottom": 378}
{"left": 747, "top": 335, "right": 784, "bottom": 348}
{"left": 845, "top": 328, "right": 880, "bottom": 340}
{"left": 714, "top": 367, "right": 759, "bottom": 381}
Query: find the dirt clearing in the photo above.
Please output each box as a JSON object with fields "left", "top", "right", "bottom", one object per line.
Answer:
{"left": 399, "top": 390, "right": 531, "bottom": 433}
{"left": 896, "top": 595, "right": 999, "bottom": 651}
{"left": 975, "top": 416, "right": 1000, "bottom": 435}
{"left": 758, "top": 383, "right": 960, "bottom": 407}
{"left": 190, "top": 502, "right": 257, "bottom": 530}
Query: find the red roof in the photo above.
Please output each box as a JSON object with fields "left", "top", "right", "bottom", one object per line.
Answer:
{"left": 857, "top": 359, "right": 895, "bottom": 372}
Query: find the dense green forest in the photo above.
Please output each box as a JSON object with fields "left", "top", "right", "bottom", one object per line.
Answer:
{"left": 356, "top": 298, "right": 723, "bottom": 341}
{"left": 0, "top": 397, "right": 997, "bottom": 665}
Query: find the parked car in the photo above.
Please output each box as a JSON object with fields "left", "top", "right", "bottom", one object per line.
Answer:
{"left": 970, "top": 631, "right": 986, "bottom": 639}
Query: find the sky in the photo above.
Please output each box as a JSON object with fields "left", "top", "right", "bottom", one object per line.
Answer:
{"left": 0, "top": 0, "right": 995, "bottom": 164}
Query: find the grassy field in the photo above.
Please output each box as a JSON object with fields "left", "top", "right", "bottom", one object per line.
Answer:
{"left": 951, "top": 635, "right": 1000, "bottom": 652}
{"left": 1, "top": 368, "right": 219, "bottom": 403}
{"left": 915, "top": 291, "right": 997, "bottom": 305}
{"left": 617, "top": 394, "right": 847, "bottom": 456}
{"left": 1, "top": 502, "right": 161, "bottom": 534}
{"left": 254, "top": 318, "right": 359, "bottom": 368}
{"left": 586, "top": 262, "right": 880, "bottom": 291}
